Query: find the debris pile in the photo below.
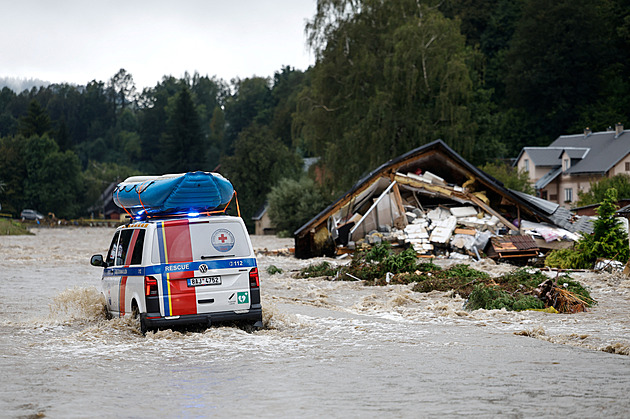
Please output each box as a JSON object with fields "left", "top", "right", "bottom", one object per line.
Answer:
{"left": 342, "top": 171, "right": 591, "bottom": 262}
{"left": 533, "top": 279, "right": 595, "bottom": 313}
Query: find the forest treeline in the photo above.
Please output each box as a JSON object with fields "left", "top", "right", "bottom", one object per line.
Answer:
{"left": 1, "top": 0, "right": 629, "bottom": 225}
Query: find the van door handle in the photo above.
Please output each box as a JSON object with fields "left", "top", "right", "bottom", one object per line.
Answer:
{"left": 198, "top": 299, "right": 214, "bottom": 304}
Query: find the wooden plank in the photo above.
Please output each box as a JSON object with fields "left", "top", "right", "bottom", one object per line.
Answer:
{"left": 391, "top": 182, "right": 408, "bottom": 228}
{"left": 466, "top": 193, "right": 519, "bottom": 232}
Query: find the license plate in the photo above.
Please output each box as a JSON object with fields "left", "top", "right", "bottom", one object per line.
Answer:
{"left": 187, "top": 276, "right": 221, "bottom": 287}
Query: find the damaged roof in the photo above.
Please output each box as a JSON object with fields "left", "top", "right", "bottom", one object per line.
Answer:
{"left": 295, "top": 140, "right": 559, "bottom": 241}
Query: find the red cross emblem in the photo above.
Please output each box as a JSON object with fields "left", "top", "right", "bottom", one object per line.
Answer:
{"left": 212, "top": 229, "right": 235, "bottom": 252}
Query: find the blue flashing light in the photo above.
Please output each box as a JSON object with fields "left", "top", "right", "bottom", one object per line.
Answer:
{"left": 187, "top": 211, "right": 200, "bottom": 218}
{"left": 134, "top": 209, "right": 147, "bottom": 221}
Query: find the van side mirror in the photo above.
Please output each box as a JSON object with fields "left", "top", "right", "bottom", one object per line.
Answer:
{"left": 90, "top": 254, "right": 106, "bottom": 267}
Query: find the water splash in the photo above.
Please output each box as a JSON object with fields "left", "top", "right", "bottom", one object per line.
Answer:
{"left": 48, "top": 286, "right": 108, "bottom": 325}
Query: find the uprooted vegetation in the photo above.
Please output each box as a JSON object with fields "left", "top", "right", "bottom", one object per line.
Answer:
{"left": 296, "top": 243, "right": 595, "bottom": 313}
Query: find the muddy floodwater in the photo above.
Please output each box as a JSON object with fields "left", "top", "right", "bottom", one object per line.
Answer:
{"left": 1, "top": 228, "right": 629, "bottom": 418}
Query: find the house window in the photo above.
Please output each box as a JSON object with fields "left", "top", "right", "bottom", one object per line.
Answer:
{"left": 626, "top": 162, "right": 630, "bottom": 171}
{"left": 524, "top": 159, "right": 529, "bottom": 172}
{"left": 565, "top": 188, "right": 573, "bottom": 202}
{"left": 563, "top": 158, "right": 570, "bottom": 171}
{"left": 541, "top": 191, "right": 548, "bottom": 200}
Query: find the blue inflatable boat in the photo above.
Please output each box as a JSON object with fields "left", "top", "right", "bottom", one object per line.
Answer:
{"left": 113, "top": 171, "right": 234, "bottom": 216}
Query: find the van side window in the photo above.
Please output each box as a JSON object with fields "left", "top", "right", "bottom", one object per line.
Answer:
{"left": 106, "top": 231, "right": 120, "bottom": 267}
{"left": 116, "top": 230, "right": 134, "bottom": 266}
{"left": 130, "top": 230, "right": 146, "bottom": 265}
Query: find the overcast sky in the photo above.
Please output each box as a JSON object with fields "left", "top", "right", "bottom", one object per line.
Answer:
{"left": 1, "top": 0, "right": 317, "bottom": 89}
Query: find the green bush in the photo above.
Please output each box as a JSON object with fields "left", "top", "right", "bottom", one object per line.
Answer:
{"left": 267, "top": 176, "right": 329, "bottom": 236}
{"left": 298, "top": 261, "right": 337, "bottom": 278}
{"left": 343, "top": 244, "right": 419, "bottom": 282}
{"left": 363, "top": 242, "right": 392, "bottom": 263}
{"left": 415, "top": 262, "right": 442, "bottom": 272}
{"left": 544, "top": 248, "right": 586, "bottom": 269}
{"left": 380, "top": 248, "right": 418, "bottom": 274}
{"left": 466, "top": 285, "right": 545, "bottom": 311}
{"left": 577, "top": 174, "right": 630, "bottom": 206}
{"left": 266, "top": 265, "right": 284, "bottom": 275}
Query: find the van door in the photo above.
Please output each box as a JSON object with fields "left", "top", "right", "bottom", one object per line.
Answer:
{"left": 103, "top": 229, "right": 145, "bottom": 317}
{"left": 102, "top": 231, "right": 121, "bottom": 315}
{"left": 118, "top": 229, "right": 145, "bottom": 316}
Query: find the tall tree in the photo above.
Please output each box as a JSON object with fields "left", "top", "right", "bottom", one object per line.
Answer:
{"left": 505, "top": 0, "right": 606, "bottom": 142}
{"left": 22, "top": 135, "right": 83, "bottom": 218}
{"left": 298, "top": 0, "right": 475, "bottom": 192}
{"left": 223, "top": 77, "right": 274, "bottom": 154}
{"left": 138, "top": 76, "right": 184, "bottom": 172}
{"left": 0, "top": 135, "right": 27, "bottom": 214}
{"left": 108, "top": 68, "right": 137, "bottom": 116}
{"left": 157, "top": 86, "right": 206, "bottom": 173}
{"left": 270, "top": 66, "right": 307, "bottom": 148}
{"left": 19, "top": 100, "right": 51, "bottom": 138}
{"left": 221, "top": 124, "right": 302, "bottom": 227}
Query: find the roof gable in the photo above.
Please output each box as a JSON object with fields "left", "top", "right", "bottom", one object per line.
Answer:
{"left": 551, "top": 129, "right": 630, "bottom": 174}
{"left": 520, "top": 147, "right": 564, "bottom": 166}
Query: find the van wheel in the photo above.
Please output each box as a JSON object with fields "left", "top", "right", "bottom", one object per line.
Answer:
{"left": 104, "top": 305, "right": 112, "bottom": 320}
{"left": 131, "top": 303, "right": 148, "bottom": 335}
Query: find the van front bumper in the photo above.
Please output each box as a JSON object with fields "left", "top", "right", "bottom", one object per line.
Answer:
{"left": 141, "top": 306, "right": 263, "bottom": 330}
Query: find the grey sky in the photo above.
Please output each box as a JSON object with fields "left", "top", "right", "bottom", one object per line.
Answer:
{"left": 1, "top": 0, "right": 316, "bottom": 88}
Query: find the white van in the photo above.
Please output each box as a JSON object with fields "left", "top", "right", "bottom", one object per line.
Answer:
{"left": 91, "top": 215, "right": 262, "bottom": 333}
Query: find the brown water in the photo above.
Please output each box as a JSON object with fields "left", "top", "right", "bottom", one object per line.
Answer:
{"left": 1, "top": 228, "right": 629, "bottom": 418}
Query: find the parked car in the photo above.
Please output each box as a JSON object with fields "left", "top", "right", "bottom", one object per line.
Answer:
{"left": 90, "top": 214, "right": 262, "bottom": 334}
{"left": 20, "top": 209, "right": 44, "bottom": 221}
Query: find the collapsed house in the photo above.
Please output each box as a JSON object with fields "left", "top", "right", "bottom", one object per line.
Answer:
{"left": 294, "top": 140, "right": 593, "bottom": 259}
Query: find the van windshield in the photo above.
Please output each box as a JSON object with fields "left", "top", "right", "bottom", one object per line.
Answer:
{"left": 151, "top": 219, "right": 252, "bottom": 264}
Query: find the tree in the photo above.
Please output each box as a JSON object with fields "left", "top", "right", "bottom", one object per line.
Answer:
{"left": 138, "top": 76, "right": 186, "bottom": 172}
{"left": 157, "top": 86, "right": 206, "bottom": 173}
{"left": 577, "top": 174, "right": 630, "bottom": 206}
{"left": 480, "top": 161, "right": 533, "bottom": 194}
{"left": 207, "top": 105, "right": 225, "bottom": 170}
{"left": 505, "top": 0, "right": 606, "bottom": 139}
{"left": 0, "top": 135, "right": 27, "bottom": 214}
{"left": 581, "top": 188, "right": 629, "bottom": 264}
{"left": 268, "top": 176, "right": 328, "bottom": 236}
{"left": 223, "top": 77, "right": 274, "bottom": 154}
{"left": 108, "top": 68, "right": 137, "bottom": 115}
{"left": 22, "top": 135, "right": 84, "bottom": 218}
{"left": 298, "top": 0, "right": 476, "bottom": 193}
{"left": 221, "top": 124, "right": 302, "bottom": 228}
{"left": 19, "top": 100, "right": 51, "bottom": 138}
{"left": 270, "top": 66, "right": 307, "bottom": 148}
{"left": 82, "top": 161, "right": 139, "bottom": 214}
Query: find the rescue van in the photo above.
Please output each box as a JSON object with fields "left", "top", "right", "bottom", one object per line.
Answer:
{"left": 90, "top": 215, "right": 262, "bottom": 333}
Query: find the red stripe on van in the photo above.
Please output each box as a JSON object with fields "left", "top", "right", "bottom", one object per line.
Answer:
{"left": 163, "top": 220, "right": 196, "bottom": 316}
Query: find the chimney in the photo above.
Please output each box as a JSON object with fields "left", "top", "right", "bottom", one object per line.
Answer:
{"left": 584, "top": 127, "right": 592, "bottom": 137}
{"left": 615, "top": 122, "right": 624, "bottom": 138}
